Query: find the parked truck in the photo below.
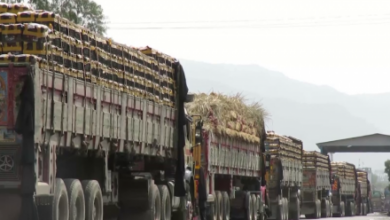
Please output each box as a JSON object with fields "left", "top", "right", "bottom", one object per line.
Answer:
{"left": 356, "top": 169, "right": 370, "bottom": 215}
{"left": 371, "top": 190, "right": 384, "bottom": 212}
{"left": 263, "top": 132, "right": 303, "bottom": 220}
{"left": 186, "top": 92, "right": 268, "bottom": 220}
{"left": 330, "top": 162, "right": 358, "bottom": 217}
{"left": 301, "top": 151, "right": 332, "bottom": 218}
{"left": 0, "top": 4, "right": 198, "bottom": 220}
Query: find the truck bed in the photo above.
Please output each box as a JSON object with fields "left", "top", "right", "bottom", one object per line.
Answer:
{"left": 203, "top": 131, "right": 262, "bottom": 177}
{"left": 1, "top": 61, "right": 177, "bottom": 156}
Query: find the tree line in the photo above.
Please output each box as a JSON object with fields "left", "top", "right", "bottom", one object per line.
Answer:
{"left": 1, "top": 0, "right": 106, "bottom": 35}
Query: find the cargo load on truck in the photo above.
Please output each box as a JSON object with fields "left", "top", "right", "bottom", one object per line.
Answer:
{"left": 263, "top": 132, "right": 303, "bottom": 220}
{"left": 357, "top": 170, "right": 368, "bottom": 198}
{"left": 331, "top": 161, "right": 362, "bottom": 217}
{"left": 301, "top": 151, "right": 332, "bottom": 218}
{"left": 186, "top": 92, "right": 268, "bottom": 220}
{"left": 0, "top": 3, "right": 194, "bottom": 220}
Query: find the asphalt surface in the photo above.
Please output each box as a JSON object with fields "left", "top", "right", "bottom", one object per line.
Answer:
{"left": 305, "top": 212, "right": 390, "bottom": 219}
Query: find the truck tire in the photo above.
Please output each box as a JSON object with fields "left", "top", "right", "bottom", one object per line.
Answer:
{"left": 363, "top": 203, "right": 367, "bottom": 216}
{"left": 283, "top": 198, "right": 289, "bottom": 220}
{"left": 245, "top": 192, "right": 253, "bottom": 220}
{"left": 81, "top": 180, "right": 104, "bottom": 220}
{"left": 213, "top": 192, "right": 218, "bottom": 220}
{"left": 222, "top": 191, "right": 230, "bottom": 220}
{"left": 316, "top": 199, "right": 321, "bottom": 218}
{"left": 158, "top": 185, "right": 172, "bottom": 220}
{"left": 341, "top": 202, "right": 345, "bottom": 217}
{"left": 251, "top": 194, "right": 257, "bottom": 220}
{"left": 321, "top": 199, "right": 327, "bottom": 217}
{"left": 278, "top": 198, "right": 285, "bottom": 220}
{"left": 290, "top": 198, "right": 300, "bottom": 220}
{"left": 64, "top": 179, "right": 85, "bottom": 220}
{"left": 52, "top": 178, "right": 70, "bottom": 220}
{"left": 325, "top": 200, "right": 331, "bottom": 217}
{"left": 216, "top": 191, "right": 223, "bottom": 220}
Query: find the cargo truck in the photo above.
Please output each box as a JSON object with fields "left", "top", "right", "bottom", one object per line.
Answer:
{"left": 301, "top": 151, "right": 332, "bottom": 218}
{"left": 330, "top": 162, "right": 358, "bottom": 217}
{"left": 356, "top": 170, "right": 370, "bottom": 215}
{"left": 371, "top": 190, "right": 384, "bottom": 212}
{"left": 186, "top": 92, "right": 268, "bottom": 220}
{"left": 0, "top": 4, "right": 199, "bottom": 220}
{"left": 264, "top": 132, "right": 303, "bottom": 220}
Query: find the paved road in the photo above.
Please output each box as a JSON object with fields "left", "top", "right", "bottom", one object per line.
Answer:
{"left": 305, "top": 213, "right": 390, "bottom": 219}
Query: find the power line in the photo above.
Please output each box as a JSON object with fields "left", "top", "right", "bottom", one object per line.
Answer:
{"left": 107, "top": 13, "right": 390, "bottom": 25}
{"left": 108, "top": 18, "right": 390, "bottom": 30}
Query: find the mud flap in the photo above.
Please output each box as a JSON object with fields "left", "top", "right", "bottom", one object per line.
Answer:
{"left": 35, "top": 195, "right": 54, "bottom": 219}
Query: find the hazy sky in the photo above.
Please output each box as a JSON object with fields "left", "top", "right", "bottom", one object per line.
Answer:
{"left": 91, "top": 0, "right": 390, "bottom": 170}
{"left": 95, "top": 0, "right": 390, "bottom": 95}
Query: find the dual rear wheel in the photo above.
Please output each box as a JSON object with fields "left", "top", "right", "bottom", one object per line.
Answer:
{"left": 52, "top": 178, "right": 103, "bottom": 220}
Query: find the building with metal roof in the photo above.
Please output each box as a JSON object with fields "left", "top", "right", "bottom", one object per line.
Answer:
{"left": 317, "top": 133, "right": 390, "bottom": 155}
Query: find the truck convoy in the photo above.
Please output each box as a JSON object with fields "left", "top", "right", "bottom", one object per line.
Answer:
{"left": 0, "top": 3, "right": 376, "bottom": 220}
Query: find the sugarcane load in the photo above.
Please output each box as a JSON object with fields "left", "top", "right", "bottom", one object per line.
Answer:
{"left": 0, "top": 3, "right": 193, "bottom": 220}
{"left": 185, "top": 92, "right": 270, "bottom": 220}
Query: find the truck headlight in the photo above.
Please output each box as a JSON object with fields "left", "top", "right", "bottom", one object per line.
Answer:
{"left": 329, "top": 192, "right": 332, "bottom": 197}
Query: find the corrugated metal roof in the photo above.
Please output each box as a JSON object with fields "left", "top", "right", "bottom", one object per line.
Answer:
{"left": 317, "top": 133, "right": 390, "bottom": 153}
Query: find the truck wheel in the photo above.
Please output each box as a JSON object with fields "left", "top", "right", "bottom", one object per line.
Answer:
{"left": 316, "top": 199, "right": 321, "bottom": 218}
{"left": 341, "top": 202, "right": 345, "bottom": 217}
{"left": 245, "top": 193, "right": 253, "bottom": 220}
{"left": 290, "top": 198, "right": 300, "bottom": 220}
{"left": 222, "top": 191, "right": 230, "bottom": 220}
{"left": 213, "top": 192, "right": 218, "bottom": 220}
{"left": 158, "top": 185, "right": 172, "bottom": 220}
{"left": 321, "top": 199, "right": 327, "bottom": 217}
{"left": 363, "top": 203, "right": 367, "bottom": 216}
{"left": 81, "top": 180, "right": 104, "bottom": 220}
{"left": 278, "top": 198, "right": 284, "bottom": 220}
{"left": 283, "top": 198, "right": 289, "bottom": 220}
{"left": 64, "top": 179, "right": 85, "bottom": 220}
{"left": 251, "top": 194, "right": 257, "bottom": 220}
{"left": 325, "top": 200, "right": 331, "bottom": 217}
{"left": 52, "top": 178, "right": 69, "bottom": 220}
{"left": 216, "top": 191, "right": 223, "bottom": 220}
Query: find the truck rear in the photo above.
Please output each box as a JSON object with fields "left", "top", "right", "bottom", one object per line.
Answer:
{"left": 0, "top": 4, "right": 195, "bottom": 220}
{"left": 356, "top": 170, "right": 370, "bottom": 215}
{"left": 186, "top": 92, "right": 268, "bottom": 220}
{"left": 301, "top": 151, "right": 332, "bottom": 218}
{"left": 330, "top": 162, "right": 358, "bottom": 217}
{"left": 371, "top": 190, "right": 384, "bottom": 212}
{"left": 264, "top": 132, "right": 303, "bottom": 220}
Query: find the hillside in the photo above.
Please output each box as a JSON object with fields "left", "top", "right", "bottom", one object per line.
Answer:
{"left": 180, "top": 59, "right": 389, "bottom": 169}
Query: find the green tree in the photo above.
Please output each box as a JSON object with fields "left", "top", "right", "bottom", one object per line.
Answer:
{"left": 29, "top": 0, "right": 106, "bottom": 35}
{"left": 385, "top": 160, "right": 390, "bottom": 181}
